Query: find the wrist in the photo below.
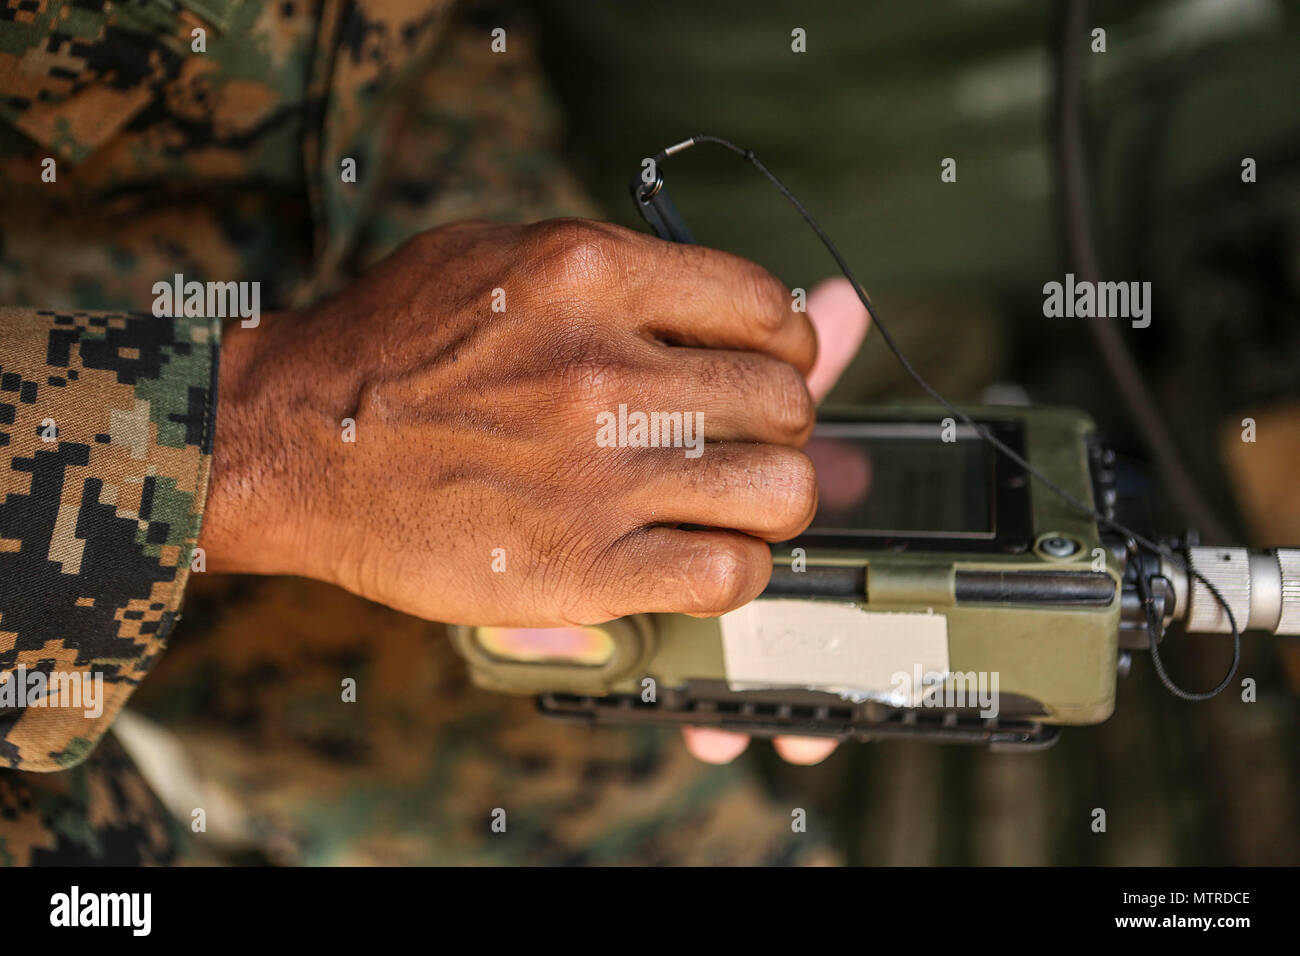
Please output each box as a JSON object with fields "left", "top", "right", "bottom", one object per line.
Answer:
{"left": 199, "top": 313, "right": 321, "bottom": 577}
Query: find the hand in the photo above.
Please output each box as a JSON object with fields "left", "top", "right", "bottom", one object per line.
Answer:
{"left": 201, "top": 219, "right": 822, "bottom": 627}
{"left": 437, "top": 277, "right": 871, "bottom": 766}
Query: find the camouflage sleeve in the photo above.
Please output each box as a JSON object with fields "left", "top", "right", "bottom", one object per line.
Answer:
{"left": 0, "top": 308, "right": 218, "bottom": 772}
{"left": 348, "top": 0, "right": 599, "bottom": 272}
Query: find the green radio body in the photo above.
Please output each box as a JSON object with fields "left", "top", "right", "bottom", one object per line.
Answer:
{"left": 451, "top": 405, "right": 1124, "bottom": 749}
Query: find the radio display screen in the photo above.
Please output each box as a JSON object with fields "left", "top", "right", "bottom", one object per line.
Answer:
{"left": 803, "top": 421, "right": 1006, "bottom": 540}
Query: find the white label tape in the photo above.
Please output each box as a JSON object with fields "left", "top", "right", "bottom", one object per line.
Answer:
{"left": 719, "top": 599, "right": 950, "bottom": 705}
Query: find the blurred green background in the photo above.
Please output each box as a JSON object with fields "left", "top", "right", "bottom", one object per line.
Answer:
{"left": 530, "top": 0, "right": 1300, "bottom": 864}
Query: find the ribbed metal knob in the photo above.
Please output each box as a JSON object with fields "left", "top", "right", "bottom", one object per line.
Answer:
{"left": 1278, "top": 549, "right": 1300, "bottom": 636}
{"left": 1186, "top": 546, "right": 1252, "bottom": 634}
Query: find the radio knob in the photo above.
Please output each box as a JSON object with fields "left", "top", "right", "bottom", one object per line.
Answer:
{"left": 1183, "top": 546, "right": 1300, "bottom": 635}
{"left": 1277, "top": 549, "right": 1300, "bottom": 636}
{"left": 1185, "top": 547, "right": 1253, "bottom": 633}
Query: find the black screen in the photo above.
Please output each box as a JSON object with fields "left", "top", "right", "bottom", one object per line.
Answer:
{"left": 804, "top": 422, "right": 997, "bottom": 538}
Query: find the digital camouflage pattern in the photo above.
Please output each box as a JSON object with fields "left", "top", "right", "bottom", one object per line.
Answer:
{"left": 0, "top": 308, "right": 216, "bottom": 773}
{"left": 0, "top": 0, "right": 837, "bottom": 865}
{"left": 0, "top": 731, "right": 177, "bottom": 865}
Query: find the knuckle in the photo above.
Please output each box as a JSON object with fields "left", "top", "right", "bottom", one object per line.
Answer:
{"left": 526, "top": 525, "right": 604, "bottom": 616}
{"left": 764, "top": 361, "right": 815, "bottom": 439}
{"left": 686, "top": 350, "right": 749, "bottom": 398}
{"left": 683, "top": 543, "right": 755, "bottom": 615}
{"left": 547, "top": 327, "right": 630, "bottom": 412}
{"left": 565, "top": 361, "right": 621, "bottom": 417}
{"left": 743, "top": 447, "right": 818, "bottom": 540}
{"left": 774, "top": 450, "right": 819, "bottom": 535}
{"left": 734, "top": 261, "right": 788, "bottom": 336}
{"left": 529, "top": 218, "right": 622, "bottom": 289}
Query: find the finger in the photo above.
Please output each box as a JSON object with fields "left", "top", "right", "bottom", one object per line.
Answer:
{"left": 649, "top": 347, "right": 815, "bottom": 447}
{"left": 586, "top": 526, "right": 773, "bottom": 620}
{"left": 625, "top": 234, "right": 818, "bottom": 375}
{"left": 772, "top": 736, "right": 840, "bottom": 765}
{"left": 630, "top": 444, "right": 818, "bottom": 543}
{"left": 803, "top": 436, "right": 872, "bottom": 510}
{"left": 804, "top": 277, "right": 871, "bottom": 403}
{"left": 681, "top": 727, "right": 750, "bottom": 764}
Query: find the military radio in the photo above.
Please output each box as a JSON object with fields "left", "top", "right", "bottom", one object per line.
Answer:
{"left": 449, "top": 137, "right": 1300, "bottom": 750}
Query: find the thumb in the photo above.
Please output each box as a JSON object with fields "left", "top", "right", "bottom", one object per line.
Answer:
{"left": 804, "top": 277, "right": 870, "bottom": 404}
